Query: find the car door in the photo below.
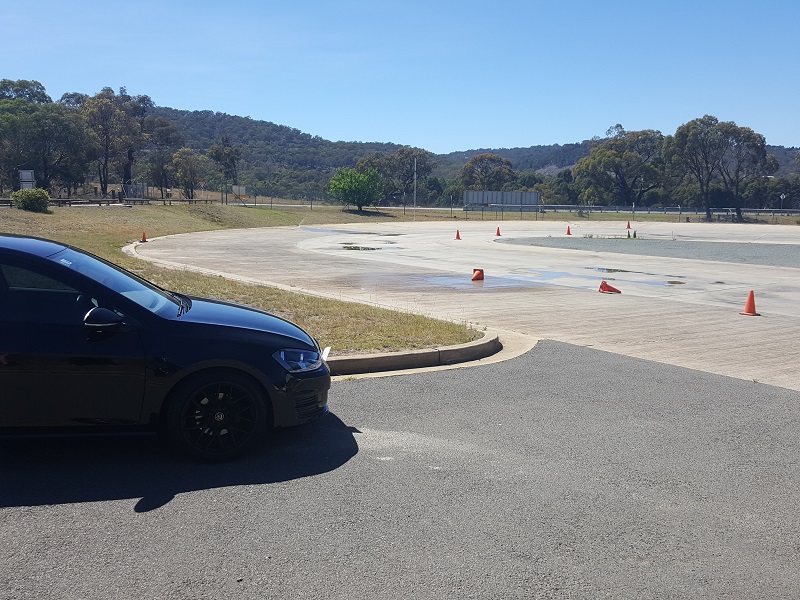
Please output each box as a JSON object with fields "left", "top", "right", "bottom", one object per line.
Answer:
{"left": 0, "top": 257, "right": 147, "bottom": 427}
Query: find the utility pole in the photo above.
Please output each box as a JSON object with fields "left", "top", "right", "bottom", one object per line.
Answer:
{"left": 413, "top": 157, "right": 417, "bottom": 221}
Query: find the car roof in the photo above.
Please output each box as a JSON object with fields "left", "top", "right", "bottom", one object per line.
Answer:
{"left": 0, "top": 234, "right": 68, "bottom": 258}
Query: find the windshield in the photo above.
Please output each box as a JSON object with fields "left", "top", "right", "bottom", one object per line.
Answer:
{"left": 48, "top": 247, "right": 180, "bottom": 316}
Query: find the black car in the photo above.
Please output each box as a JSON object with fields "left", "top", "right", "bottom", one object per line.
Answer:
{"left": 0, "top": 234, "right": 331, "bottom": 460}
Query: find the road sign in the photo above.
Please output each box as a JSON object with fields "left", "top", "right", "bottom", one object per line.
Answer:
{"left": 198, "top": 180, "right": 206, "bottom": 190}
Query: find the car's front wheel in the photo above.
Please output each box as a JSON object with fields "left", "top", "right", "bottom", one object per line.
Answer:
{"left": 165, "top": 371, "right": 269, "bottom": 460}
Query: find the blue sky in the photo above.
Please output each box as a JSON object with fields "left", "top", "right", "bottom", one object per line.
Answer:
{"left": 2, "top": 0, "right": 798, "bottom": 154}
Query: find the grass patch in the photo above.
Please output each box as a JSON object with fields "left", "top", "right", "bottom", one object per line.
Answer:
{"left": 0, "top": 203, "right": 480, "bottom": 354}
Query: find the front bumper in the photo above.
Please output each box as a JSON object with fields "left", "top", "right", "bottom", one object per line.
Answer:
{"left": 271, "top": 368, "right": 331, "bottom": 427}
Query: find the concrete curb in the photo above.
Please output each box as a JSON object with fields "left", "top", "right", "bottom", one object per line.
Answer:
{"left": 327, "top": 331, "right": 502, "bottom": 376}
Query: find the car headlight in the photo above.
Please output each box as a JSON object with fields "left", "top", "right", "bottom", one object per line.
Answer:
{"left": 273, "top": 348, "right": 323, "bottom": 373}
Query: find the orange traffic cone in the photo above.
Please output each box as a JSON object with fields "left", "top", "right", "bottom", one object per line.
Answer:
{"left": 471, "top": 268, "right": 484, "bottom": 281}
{"left": 739, "top": 290, "right": 760, "bottom": 316}
{"left": 455, "top": 229, "right": 461, "bottom": 240}
{"left": 599, "top": 280, "right": 622, "bottom": 294}
{"left": 141, "top": 231, "right": 147, "bottom": 243}
{"left": 495, "top": 227, "right": 501, "bottom": 237}
{"left": 626, "top": 220, "right": 631, "bottom": 229}
{"left": 566, "top": 226, "right": 571, "bottom": 236}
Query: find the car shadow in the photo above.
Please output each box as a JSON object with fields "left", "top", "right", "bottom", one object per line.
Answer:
{"left": 0, "top": 413, "right": 358, "bottom": 512}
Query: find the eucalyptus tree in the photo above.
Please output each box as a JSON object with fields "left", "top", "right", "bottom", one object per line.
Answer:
{"left": 172, "top": 147, "right": 210, "bottom": 200}
{"left": 716, "top": 122, "right": 777, "bottom": 218}
{"left": 0, "top": 96, "right": 95, "bottom": 193}
{"left": 142, "top": 116, "right": 185, "bottom": 198}
{"left": 393, "top": 147, "right": 435, "bottom": 204}
{"left": 538, "top": 169, "right": 579, "bottom": 205}
{"left": 669, "top": 116, "right": 776, "bottom": 219}
{"left": 118, "top": 88, "right": 154, "bottom": 186}
{"left": 668, "top": 115, "right": 729, "bottom": 220}
{"left": 58, "top": 92, "right": 89, "bottom": 110}
{"left": 573, "top": 125, "right": 664, "bottom": 206}
{"left": 36, "top": 103, "right": 96, "bottom": 193}
{"left": 357, "top": 147, "right": 435, "bottom": 204}
{"left": 356, "top": 152, "right": 398, "bottom": 202}
{"left": 0, "top": 79, "right": 51, "bottom": 104}
{"left": 80, "top": 87, "right": 152, "bottom": 197}
{"left": 207, "top": 136, "right": 242, "bottom": 186}
{"left": 460, "top": 153, "right": 516, "bottom": 190}
{"left": 742, "top": 169, "right": 797, "bottom": 210}
{"left": 57, "top": 91, "right": 97, "bottom": 196}
{"left": 0, "top": 98, "right": 31, "bottom": 191}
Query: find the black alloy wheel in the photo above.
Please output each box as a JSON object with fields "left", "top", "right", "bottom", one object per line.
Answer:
{"left": 166, "top": 372, "right": 268, "bottom": 460}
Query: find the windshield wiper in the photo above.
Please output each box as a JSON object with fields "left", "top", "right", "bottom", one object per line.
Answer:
{"left": 172, "top": 292, "right": 192, "bottom": 316}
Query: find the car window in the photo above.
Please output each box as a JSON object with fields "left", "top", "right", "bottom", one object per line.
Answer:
{"left": 0, "top": 263, "right": 98, "bottom": 325}
{"left": 48, "top": 248, "right": 179, "bottom": 316}
{"left": 3, "top": 264, "right": 76, "bottom": 291}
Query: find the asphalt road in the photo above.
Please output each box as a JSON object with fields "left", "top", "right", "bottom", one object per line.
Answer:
{"left": 2, "top": 342, "right": 799, "bottom": 599}
{"left": 3, "top": 219, "right": 800, "bottom": 599}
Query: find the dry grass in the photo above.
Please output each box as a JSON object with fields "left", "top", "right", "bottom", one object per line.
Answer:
{"left": 0, "top": 203, "right": 480, "bottom": 354}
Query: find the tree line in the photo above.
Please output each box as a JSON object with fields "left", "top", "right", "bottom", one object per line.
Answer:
{"left": 1, "top": 79, "right": 798, "bottom": 215}
{"left": 572, "top": 121, "right": 795, "bottom": 220}
{"left": 335, "top": 124, "right": 798, "bottom": 219}
{"left": 0, "top": 80, "right": 251, "bottom": 201}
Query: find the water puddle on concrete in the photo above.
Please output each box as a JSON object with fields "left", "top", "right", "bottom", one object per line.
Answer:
{"left": 326, "top": 260, "right": 694, "bottom": 292}
{"left": 340, "top": 241, "right": 397, "bottom": 251}
{"left": 423, "top": 275, "right": 538, "bottom": 289}
{"left": 418, "top": 267, "right": 685, "bottom": 291}
{"left": 589, "top": 267, "right": 685, "bottom": 279}
{"left": 587, "top": 267, "right": 687, "bottom": 286}
{"left": 300, "top": 226, "right": 405, "bottom": 238}
{"left": 300, "top": 226, "right": 369, "bottom": 235}
{"left": 426, "top": 270, "right": 614, "bottom": 290}
{"left": 336, "top": 267, "right": 693, "bottom": 293}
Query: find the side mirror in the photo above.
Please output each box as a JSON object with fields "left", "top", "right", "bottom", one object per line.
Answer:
{"left": 84, "top": 307, "right": 125, "bottom": 330}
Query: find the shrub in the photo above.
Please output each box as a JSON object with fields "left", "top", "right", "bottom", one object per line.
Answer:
{"left": 10, "top": 188, "right": 50, "bottom": 213}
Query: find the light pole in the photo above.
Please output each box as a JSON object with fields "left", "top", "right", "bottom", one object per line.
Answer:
{"left": 412, "top": 157, "right": 417, "bottom": 221}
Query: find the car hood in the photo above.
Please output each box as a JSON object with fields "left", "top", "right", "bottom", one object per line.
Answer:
{"left": 177, "top": 297, "right": 316, "bottom": 347}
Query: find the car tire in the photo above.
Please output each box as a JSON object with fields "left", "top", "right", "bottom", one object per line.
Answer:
{"left": 165, "top": 371, "right": 269, "bottom": 460}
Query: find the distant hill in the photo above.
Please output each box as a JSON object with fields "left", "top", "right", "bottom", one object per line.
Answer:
{"left": 151, "top": 107, "right": 402, "bottom": 173}
{"left": 435, "top": 142, "right": 593, "bottom": 179}
{"left": 153, "top": 106, "right": 596, "bottom": 173}
{"left": 766, "top": 145, "right": 800, "bottom": 177}
{"left": 150, "top": 106, "right": 799, "bottom": 198}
